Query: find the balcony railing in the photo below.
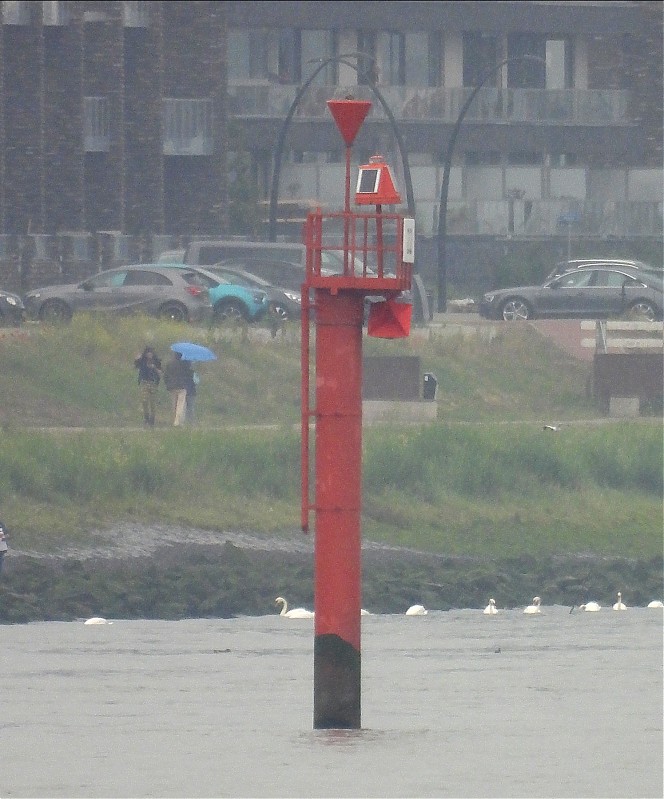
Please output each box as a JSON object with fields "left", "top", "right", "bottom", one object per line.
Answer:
{"left": 228, "top": 83, "right": 630, "bottom": 126}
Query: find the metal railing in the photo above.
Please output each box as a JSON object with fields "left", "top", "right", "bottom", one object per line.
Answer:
{"left": 228, "top": 83, "right": 630, "bottom": 126}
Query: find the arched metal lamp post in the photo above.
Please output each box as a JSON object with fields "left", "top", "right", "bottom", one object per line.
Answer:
{"left": 436, "top": 55, "right": 546, "bottom": 312}
{"left": 268, "top": 52, "right": 415, "bottom": 242}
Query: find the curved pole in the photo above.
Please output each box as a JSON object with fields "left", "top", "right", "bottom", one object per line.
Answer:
{"left": 268, "top": 56, "right": 340, "bottom": 242}
{"left": 268, "top": 52, "right": 415, "bottom": 241}
{"left": 436, "top": 55, "right": 545, "bottom": 312}
{"left": 365, "top": 78, "right": 415, "bottom": 219}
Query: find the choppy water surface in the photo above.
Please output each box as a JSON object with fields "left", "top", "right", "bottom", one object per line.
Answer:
{"left": 2, "top": 606, "right": 662, "bottom": 798}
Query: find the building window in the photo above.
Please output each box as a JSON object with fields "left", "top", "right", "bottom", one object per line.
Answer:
{"left": 377, "top": 32, "right": 405, "bottom": 85}
{"left": 229, "top": 28, "right": 278, "bottom": 81}
{"left": 404, "top": 32, "right": 442, "bottom": 87}
{"left": 123, "top": 1, "right": 149, "bottom": 28}
{"left": 508, "top": 151, "right": 542, "bottom": 165}
{"left": 545, "top": 38, "right": 573, "bottom": 89}
{"left": 301, "top": 30, "right": 338, "bottom": 85}
{"left": 374, "top": 31, "right": 441, "bottom": 86}
{"left": 357, "top": 31, "right": 377, "bottom": 84}
{"left": 42, "top": 0, "right": 68, "bottom": 25}
{"left": 507, "top": 34, "right": 546, "bottom": 88}
{"left": 463, "top": 33, "right": 499, "bottom": 87}
{"left": 163, "top": 99, "right": 213, "bottom": 156}
{"left": 465, "top": 151, "right": 501, "bottom": 166}
{"left": 2, "top": 1, "right": 31, "bottom": 24}
{"left": 84, "top": 97, "right": 110, "bottom": 152}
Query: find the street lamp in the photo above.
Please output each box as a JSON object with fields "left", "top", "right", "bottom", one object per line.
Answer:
{"left": 436, "top": 55, "right": 546, "bottom": 312}
{"left": 268, "top": 53, "right": 415, "bottom": 242}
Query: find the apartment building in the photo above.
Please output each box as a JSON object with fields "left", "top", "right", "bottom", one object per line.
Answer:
{"left": 0, "top": 1, "right": 661, "bottom": 290}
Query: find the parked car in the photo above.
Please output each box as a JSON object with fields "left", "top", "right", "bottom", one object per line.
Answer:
{"left": 23, "top": 266, "right": 213, "bottom": 324}
{"left": 208, "top": 264, "right": 302, "bottom": 322}
{"left": 479, "top": 265, "right": 663, "bottom": 322}
{"left": 157, "top": 248, "right": 186, "bottom": 264}
{"left": 546, "top": 258, "right": 662, "bottom": 281}
{"left": 213, "top": 257, "right": 393, "bottom": 322}
{"left": 0, "top": 288, "right": 25, "bottom": 326}
{"left": 137, "top": 263, "right": 269, "bottom": 323}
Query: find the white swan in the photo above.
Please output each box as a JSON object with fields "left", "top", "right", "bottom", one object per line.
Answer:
{"left": 483, "top": 598, "right": 498, "bottom": 615}
{"left": 361, "top": 608, "right": 372, "bottom": 616}
{"left": 275, "top": 596, "right": 314, "bottom": 619}
{"left": 405, "top": 604, "right": 427, "bottom": 615}
{"left": 84, "top": 616, "right": 111, "bottom": 625}
{"left": 612, "top": 592, "right": 627, "bottom": 611}
{"left": 647, "top": 600, "right": 664, "bottom": 608}
{"left": 579, "top": 601, "right": 601, "bottom": 612}
{"left": 523, "top": 596, "right": 542, "bottom": 614}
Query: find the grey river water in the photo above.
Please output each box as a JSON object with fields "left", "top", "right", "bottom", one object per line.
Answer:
{"left": 1, "top": 606, "right": 662, "bottom": 799}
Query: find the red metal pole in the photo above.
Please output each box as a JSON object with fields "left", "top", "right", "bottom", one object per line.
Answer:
{"left": 313, "top": 287, "right": 364, "bottom": 729}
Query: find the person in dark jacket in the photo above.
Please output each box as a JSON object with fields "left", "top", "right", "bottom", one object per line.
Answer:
{"left": 134, "top": 346, "right": 162, "bottom": 426}
{"left": 163, "top": 351, "right": 193, "bottom": 426}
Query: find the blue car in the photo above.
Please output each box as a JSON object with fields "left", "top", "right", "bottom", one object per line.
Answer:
{"left": 126, "top": 263, "right": 269, "bottom": 323}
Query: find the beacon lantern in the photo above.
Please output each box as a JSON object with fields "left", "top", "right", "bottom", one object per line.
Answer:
{"left": 355, "top": 155, "right": 402, "bottom": 206}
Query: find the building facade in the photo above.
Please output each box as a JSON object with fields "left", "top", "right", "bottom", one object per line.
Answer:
{"left": 0, "top": 1, "right": 661, "bottom": 291}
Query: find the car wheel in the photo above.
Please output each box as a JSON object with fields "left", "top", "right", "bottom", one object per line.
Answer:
{"left": 39, "top": 299, "right": 72, "bottom": 323}
{"left": 214, "top": 299, "right": 248, "bottom": 324}
{"left": 627, "top": 301, "right": 658, "bottom": 322}
{"left": 158, "top": 302, "right": 188, "bottom": 323}
{"left": 500, "top": 298, "right": 532, "bottom": 321}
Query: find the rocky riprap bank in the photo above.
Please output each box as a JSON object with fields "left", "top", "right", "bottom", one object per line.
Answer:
{"left": 0, "top": 524, "right": 661, "bottom": 623}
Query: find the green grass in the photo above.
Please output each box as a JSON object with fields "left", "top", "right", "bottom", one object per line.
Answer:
{"left": 0, "top": 315, "right": 661, "bottom": 560}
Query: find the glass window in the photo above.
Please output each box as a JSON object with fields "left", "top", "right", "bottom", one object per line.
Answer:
{"left": 557, "top": 271, "right": 594, "bottom": 288}
{"left": 508, "top": 151, "right": 542, "bottom": 165}
{"left": 228, "top": 28, "right": 278, "bottom": 80}
{"left": 123, "top": 270, "right": 171, "bottom": 286}
{"left": 507, "top": 34, "right": 546, "bottom": 88}
{"left": 301, "top": 30, "right": 337, "bottom": 85}
{"left": 278, "top": 29, "right": 299, "bottom": 84}
{"left": 546, "top": 39, "right": 572, "bottom": 89}
{"left": 463, "top": 33, "right": 498, "bottom": 87}
{"left": 465, "top": 151, "right": 501, "bottom": 166}
{"left": 377, "top": 32, "right": 405, "bottom": 85}
{"left": 404, "top": 32, "right": 430, "bottom": 86}
{"left": 88, "top": 271, "right": 127, "bottom": 289}
{"left": 357, "top": 31, "right": 377, "bottom": 84}
{"left": 595, "top": 271, "right": 638, "bottom": 288}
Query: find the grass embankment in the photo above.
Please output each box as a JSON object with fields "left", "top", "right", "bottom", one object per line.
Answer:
{"left": 0, "top": 425, "right": 661, "bottom": 562}
{"left": 0, "top": 316, "right": 661, "bottom": 621}
{"left": 0, "top": 316, "right": 660, "bottom": 561}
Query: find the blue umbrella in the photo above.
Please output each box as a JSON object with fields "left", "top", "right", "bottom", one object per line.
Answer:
{"left": 170, "top": 342, "right": 217, "bottom": 361}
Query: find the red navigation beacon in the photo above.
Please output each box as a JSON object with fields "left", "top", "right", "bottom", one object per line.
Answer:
{"left": 355, "top": 155, "right": 402, "bottom": 207}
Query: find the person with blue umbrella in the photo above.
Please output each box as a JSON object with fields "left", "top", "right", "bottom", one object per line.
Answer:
{"left": 166, "top": 343, "right": 217, "bottom": 426}
{"left": 163, "top": 351, "right": 194, "bottom": 427}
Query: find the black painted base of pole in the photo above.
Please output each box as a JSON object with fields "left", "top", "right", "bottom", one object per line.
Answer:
{"left": 313, "top": 634, "right": 361, "bottom": 729}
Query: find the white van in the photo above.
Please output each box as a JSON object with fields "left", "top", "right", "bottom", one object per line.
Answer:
{"left": 184, "top": 240, "right": 306, "bottom": 269}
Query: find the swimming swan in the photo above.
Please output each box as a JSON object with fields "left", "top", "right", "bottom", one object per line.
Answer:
{"left": 275, "top": 597, "right": 314, "bottom": 619}
{"left": 524, "top": 596, "right": 542, "bottom": 614}
{"left": 483, "top": 598, "right": 498, "bottom": 615}
{"left": 612, "top": 592, "right": 627, "bottom": 610}
{"left": 579, "top": 601, "right": 601, "bottom": 612}
{"left": 84, "top": 616, "right": 111, "bottom": 625}
{"left": 647, "top": 600, "right": 664, "bottom": 608}
{"left": 405, "top": 604, "right": 427, "bottom": 615}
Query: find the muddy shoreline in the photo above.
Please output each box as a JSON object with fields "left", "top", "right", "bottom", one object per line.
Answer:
{"left": 1, "top": 524, "right": 661, "bottom": 623}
